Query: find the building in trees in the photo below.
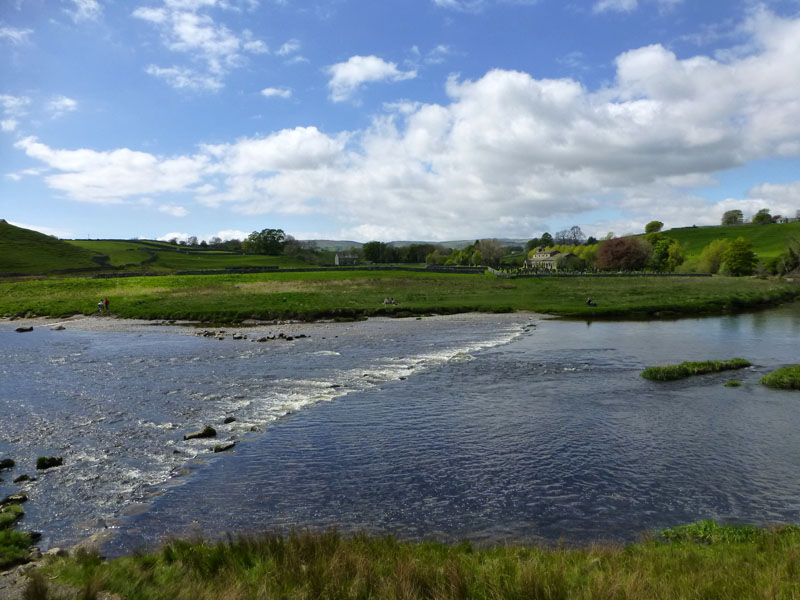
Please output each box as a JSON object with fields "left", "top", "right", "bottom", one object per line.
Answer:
{"left": 524, "top": 247, "right": 560, "bottom": 270}
{"left": 334, "top": 253, "right": 360, "bottom": 266}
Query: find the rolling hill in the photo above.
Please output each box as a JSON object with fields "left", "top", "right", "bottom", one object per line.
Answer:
{"left": 0, "top": 220, "right": 107, "bottom": 275}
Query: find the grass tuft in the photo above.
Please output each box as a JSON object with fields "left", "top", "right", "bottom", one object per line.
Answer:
{"left": 641, "top": 358, "right": 752, "bottom": 381}
{"left": 760, "top": 365, "right": 800, "bottom": 390}
{"left": 723, "top": 380, "right": 742, "bottom": 387}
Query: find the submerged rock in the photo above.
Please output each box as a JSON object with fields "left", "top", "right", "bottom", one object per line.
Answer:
{"left": 14, "top": 326, "right": 33, "bottom": 333}
{"left": 36, "top": 456, "right": 63, "bottom": 470}
{"left": 213, "top": 442, "right": 236, "bottom": 453}
{"left": 12, "top": 474, "right": 35, "bottom": 484}
{"left": 223, "top": 416, "right": 236, "bottom": 424}
{"left": 0, "top": 458, "right": 14, "bottom": 471}
{"left": 50, "top": 325, "right": 66, "bottom": 331}
{"left": 184, "top": 426, "right": 216, "bottom": 440}
{"left": 1, "top": 493, "right": 27, "bottom": 506}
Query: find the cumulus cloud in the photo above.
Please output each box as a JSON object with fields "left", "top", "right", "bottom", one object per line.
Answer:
{"left": 133, "top": 0, "right": 267, "bottom": 91}
{"left": 0, "top": 26, "right": 33, "bottom": 44}
{"left": 14, "top": 9, "right": 800, "bottom": 239}
{"left": 261, "top": 86, "right": 292, "bottom": 99}
{"left": 46, "top": 95, "right": 78, "bottom": 118}
{"left": 327, "top": 55, "right": 417, "bottom": 102}
{"left": 1, "top": 119, "right": 18, "bottom": 132}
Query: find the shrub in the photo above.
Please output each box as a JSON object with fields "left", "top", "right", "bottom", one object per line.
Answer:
{"left": 721, "top": 237, "right": 758, "bottom": 276}
{"left": 595, "top": 236, "right": 653, "bottom": 271}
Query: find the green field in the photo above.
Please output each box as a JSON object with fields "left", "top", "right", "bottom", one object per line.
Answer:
{"left": 0, "top": 271, "right": 795, "bottom": 322}
{"left": 0, "top": 221, "right": 106, "bottom": 274}
{"left": 663, "top": 222, "right": 800, "bottom": 259}
{"left": 26, "top": 522, "right": 800, "bottom": 600}
{"left": 66, "top": 240, "right": 155, "bottom": 267}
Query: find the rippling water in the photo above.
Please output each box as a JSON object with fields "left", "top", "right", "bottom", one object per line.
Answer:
{"left": 2, "top": 306, "right": 800, "bottom": 555}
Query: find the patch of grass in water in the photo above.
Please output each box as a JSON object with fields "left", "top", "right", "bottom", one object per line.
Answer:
{"left": 760, "top": 365, "right": 800, "bottom": 390}
{"left": 0, "top": 528, "right": 32, "bottom": 570}
{"left": 724, "top": 380, "right": 743, "bottom": 387}
{"left": 641, "top": 358, "right": 751, "bottom": 381}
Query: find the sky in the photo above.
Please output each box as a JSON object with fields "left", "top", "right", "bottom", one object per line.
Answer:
{"left": 2, "top": 0, "right": 800, "bottom": 244}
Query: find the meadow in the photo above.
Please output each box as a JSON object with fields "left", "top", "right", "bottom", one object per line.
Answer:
{"left": 23, "top": 523, "right": 800, "bottom": 600}
{"left": 664, "top": 222, "right": 800, "bottom": 260}
{"left": 0, "top": 270, "right": 796, "bottom": 322}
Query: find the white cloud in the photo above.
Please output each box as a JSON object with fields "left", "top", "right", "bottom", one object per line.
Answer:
{"left": 14, "top": 136, "right": 209, "bottom": 203}
{"left": 0, "top": 94, "right": 30, "bottom": 117}
{"left": 145, "top": 65, "right": 223, "bottom": 91}
{"left": 1, "top": 119, "right": 18, "bottom": 132}
{"left": 0, "top": 26, "right": 33, "bottom": 44}
{"left": 277, "top": 38, "right": 300, "bottom": 56}
{"left": 14, "top": 9, "right": 800, "bottom": 239}
{"left": 261, "top": 87, "right": 292, "bottom": 99}
{"left": 133, "top": 1, "right": 267, "bottom": 90}
{"left": 9, "top": 221, "right": 74, "bottom": 238}
{"left": 46, "top": 95, "right": 78, "bottom": 118}
{"left": 326, "top": 55, "right": 417, "bottom": 102}
{"left": 593, "top": 0, "right": 637, "bottom": 14}
{"left": 158, "top": 204, "right": 189, "bottom": 217}
{"left": 66, "top": 0, "right": 103, "bottom": 23}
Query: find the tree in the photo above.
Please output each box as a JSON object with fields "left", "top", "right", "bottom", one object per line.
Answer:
{"left": 721, "top": 210, "right": 743, "bottom": 225}
{"left": 698, "top": 239, "right": 730, "bottom": 274}
{"left": 209, "top": 236, "right": 222, "bottom": 247}
{"left": 477, "top": 239, "right": 504, "bottom": 266}
{"left": 555, "top": 253, "right": 587, "bottom": 272}
{"left": 470, "top": 249, "right": 484, "bottom": 265}
{"left": 568, "top": 225, "right": 586, "bottom": 245}
{"left": 540, "top": 232, "right": 554, "bottom": 247}
{"left": 752, "top": 208, "right": 772, "bottom": 225}
{"left": 645, "top": 221, "right": 664, "bottom": 234}
{"left": 186, "top": 235, "right": 198, "bottom": 247}
{"left": 244, "top": 228, "right": 286, "bottom": 255}
{"left": 525, "top": 238, "right": 540, "bottom": 252}
{"left": 283, "top": 235, "right": 302, "bottom": 255}
{"left": 586, "top": 236, "right": 598, "bottom": 245}
{"left": 595, "top": 236, "right": 653, "bottom": 271}
{"left": 721, "top": 237, "right": 758, "bottom": 276}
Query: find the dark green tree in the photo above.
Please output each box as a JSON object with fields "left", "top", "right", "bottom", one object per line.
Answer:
{"left": 244, "top": 228, "right": 286, "bottom": 255}
{"left": 645, "top": 220, "right": 664, "bottom": 234}
{"left": 721, "top": 210, "right": 743, "bottom": 225}
{"left": 540, "top": 232, "right": 554, "bottom": 247}
{"left": 525, "top": 238, "right": 541, "bottom": 252}
{"left": 751, "top": 208, "right": 773, "bottom": 225}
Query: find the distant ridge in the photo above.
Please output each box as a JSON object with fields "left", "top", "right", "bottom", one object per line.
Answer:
{"left": 306, "top": 238, "right": 528, "bottom": 251}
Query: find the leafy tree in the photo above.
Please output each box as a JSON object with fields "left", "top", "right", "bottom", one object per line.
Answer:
{"left": 540, "top": 232, "right": 554, "bottom": 247}
{"left": 555, "top": 253, "right": 587, "bottom": 272}
{"left": 283, "top": 235, "right": 302, "bottom": 256}
{"left": 244, "top": 228, "right": 286, "bottom": 255}
{"left": 721, "top": 237, "right": 758, "bottom": 276}
{"left": 721, "top": 210, "right": 743, "bottom": 225}
{"left": 771, "top": 239, "right": 800, "bottom": 275}
{"left": 698, "top": 239, "right": 730, "bottom": 274}
{"left": 645, "top": 221, "right": 664, "bottom": 234}
{"left": 209, "top": 236, "right": 222, "bottom": 246}
{"left": 752, "top": 208, "right": 773, "bottom": 225}
{"left": 586, "top": 236, "right": 598, "bottom": 245}
{"left": 595, "top": 236, "right": 653, "bottom": 271}
{"left": 525, "top": 238, "right": 540, "bottom": 252}
{"left": 186, "top": 236, "right": 198, "bottom": 247}
{"left": 477, "top": 239, "right": 504, "bottom": 266}
{"left": 199, "top": 240, "right": 208, "bottom": 248}
{"left": 470, "top": 249, "right": 484, "bottom": 265}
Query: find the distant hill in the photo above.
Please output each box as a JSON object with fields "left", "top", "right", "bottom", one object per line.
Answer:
{"left": 0, "top": 220, "right": 107, "bottom": 275}
{"left": 663, "top": 222, "right": 800, "bottom": 259}
{"left": 305, "top": 238, "right": 528, "bottom": 251}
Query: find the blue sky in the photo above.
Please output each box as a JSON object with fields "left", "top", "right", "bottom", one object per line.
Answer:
{"left": 2, "top": 0, "right": 800, "bottom": 243}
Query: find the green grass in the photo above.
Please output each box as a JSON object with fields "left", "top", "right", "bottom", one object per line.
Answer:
{"left": 67, "top": 240, "right": 155, "bottom": 267}
{"left": 0, "top": 271, "right": 796, "bottom": 322}
{"left": 0, "top": 504, "right": 24, "bottom": 530}
{"left": 0, "top": 528, "right": 32, "bottom": 570}
{"left": 32, "top": 524, "right": 800, "bottom": 599}
{"left": 641, "top": 358, "right": 752, "bottom": 381}
{"left": 760, "top": 365, "right": 800, "bottom": 390}
{"left": 664, "top": 222, "right": 800, "bottom": 260}
{"left": 724, "top": 380, "right": 743, "bottom": 387}
{"left": 145, "top": 249, "right": 307, "bottom": 271}
{"left": 0, "top": 222, "right": 106, "bottom": 274}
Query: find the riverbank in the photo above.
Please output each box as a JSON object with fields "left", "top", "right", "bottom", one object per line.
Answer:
{"left": 0, "top": 271, "right": 796, "bottom": 323}
{"left": 6, "top": 522, "right": 799, "bottom": 600}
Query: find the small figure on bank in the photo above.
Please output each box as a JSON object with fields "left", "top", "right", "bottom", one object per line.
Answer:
{"left": 97, "top": 300, "right": 104, "bottom": 313}
{"left": 586, "top": 297, "right": 597, "bottom": 307}
{"left": 104, "top": 298, "right": 109, "bottom": 311}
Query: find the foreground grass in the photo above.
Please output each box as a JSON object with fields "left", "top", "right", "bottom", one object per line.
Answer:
{"left": 0, "top": 271, "right": 796, "bottom": 322}
{"left": 641, "top": 358, "right": 752, "bottom": 381}
{"left": 32, "top": 524, "right": 800, "bottom": 600}
{"left": 760, "top": 365, "right": 800, "bottom": 390}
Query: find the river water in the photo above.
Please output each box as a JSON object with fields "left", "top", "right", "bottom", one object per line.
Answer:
{"left": 1, "top": 306, "right": 799, "bottom": 555}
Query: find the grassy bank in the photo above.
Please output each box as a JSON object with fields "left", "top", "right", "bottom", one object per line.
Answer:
{"left": 0, "top": 271, "right": 796, "bottom": 323}
{"left": 641, "top": 358, "right": 752, "bottom": 381}
{"left": 760, "top": 365, "right": 800, "bottom": 390}
{"left": 27, "top": 523, "right": 800, "bottom": 599}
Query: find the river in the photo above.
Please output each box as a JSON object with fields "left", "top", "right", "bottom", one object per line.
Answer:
{"left": 1, "top": 306, "right": 799, "bottom": 555}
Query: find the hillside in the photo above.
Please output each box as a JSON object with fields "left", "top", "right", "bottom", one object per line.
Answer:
{"left": 664, "top": 222, "right": 800, "bottom": 259}
{"left": 0, "top": 220, "right": 107, "bottom": 275}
